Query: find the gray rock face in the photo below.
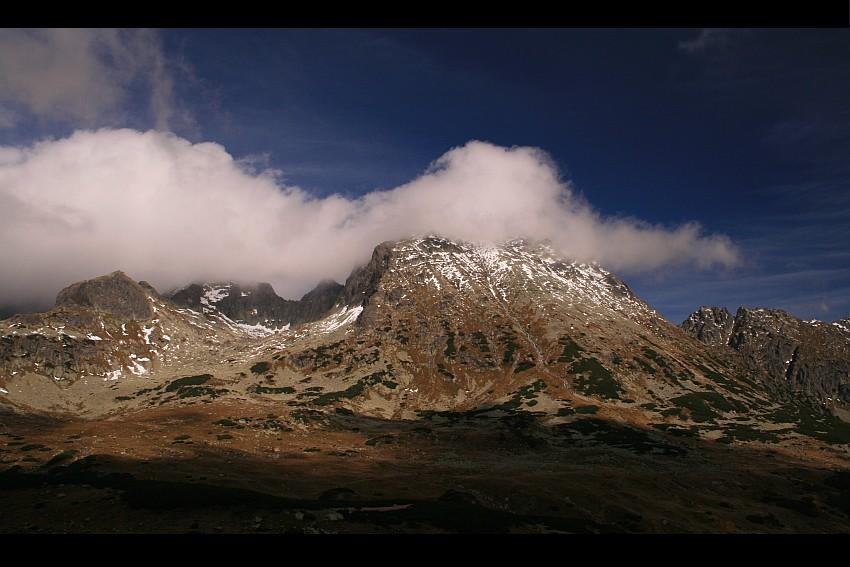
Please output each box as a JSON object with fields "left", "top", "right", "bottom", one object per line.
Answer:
{"left": 681, "top": 307, "right": 734, "bottom": 347}
{"left": 340, "top": 241, "right": 395, "bottom": 328}
{"left": 0, "top": 330, "right": 109, "bottom": 382}
{"left": 342, "top": 241, "right": 394, "bottom": 307}
{"left": 682, "top": 306, "right": 850, "bottom": 405}
{"left": 297, "top": 280, "right": 346, "bottom": 322}
{"left": 55, "top": 271, "right": 154, "bottom": 321}
{"left": 168, "top": 279, "right": 344, "bottom": 329}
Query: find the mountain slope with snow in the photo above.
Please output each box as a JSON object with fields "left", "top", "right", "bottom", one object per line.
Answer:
{"left": 0, "top": 236, "right": 847, "bottom": 447}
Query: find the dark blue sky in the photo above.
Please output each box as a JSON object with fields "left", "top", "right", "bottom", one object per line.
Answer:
{"left": 4, "top": 28, "right": 850, "bottom": 323}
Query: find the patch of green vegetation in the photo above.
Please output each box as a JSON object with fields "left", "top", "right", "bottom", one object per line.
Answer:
{"left": 574, "top": 405, "right": 599, "bottom": 414}
{"left": 719, "top": 424, "right": 786, "bottom": 444}
{"left": 671, "top": 392, "right": 725, "bottom": 422}
{"left": 641, "top": 347, "right": 666, "bottom": 367}
{"left": 556, "top": 419, "right": 686, "bottom": 456}
{"left": 216, "top": 434, "right": 232, "bottom": 440}
{"left": 471, "top": 331, "right": 490, "bottom": 353}
{"left": 670, "top": 390, "right": 744, "bottom": 423}
{"left": 256, "top": 418, "right": 291, "bottom": 432}
{"left": 114, "top": 396, "right": 132, "bottom": 401}
{"left": 165, "top": 374, "right": 212, "bottom": 392}
{"left": 651, "top": 423, "right": 700, "bottom": 438}
{"left": 176, "top": 386, "right": 225, "bottom": 400}
{"left": 633, "top": 357, "right": 656, "bottom": 374}
{"left": 641, "top": 348, "right": 682, "bottom": 386}
{"left": 250, "top": 361, "right": 271, "bottom": 375}
{"left": 436, "top": 363, "right": 455, "bottom": 380}
{"left": 312, "top": 383, "right": 366, "bottom": 406}
{"left": 517, "top": 379, "right": 546, "bottom": 399}
{"left": 660, "top": 407, "right": 683, "bottom": 418}
{"left": 251, "top": 385, "right": 296, "bottom": 395}
{"left": 362, "top": 370, "right": 397, "bottom": 388}
{"left": 310, "top": 370, "right": 397, "bottom": 406}
{"left": 570, "top": 357, "right": 621, "bottom": 400}
{"left": 444, "top": 330, "right": 457, "bottom": 358}
{"left": 557, "top": 336, "right": 584, "bottom": 363}
{"left": 694, "top": 363, "right": 747, "bottom": 395}
{"left": 499, "top": 330, "right": 519, "bottom": 366}
{"left": 557, "top": 406, "right": 575, "bottom": 417}
{"left": 514, "top": 361, "right": 535, "bottom": 373}
{"left": 173, "top": 435, "right": 191, "bottom": 441}
{"left": 767, "top": 402, "right": 850, "bottom": 445}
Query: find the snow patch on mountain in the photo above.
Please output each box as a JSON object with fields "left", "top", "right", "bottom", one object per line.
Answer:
{"left": 313, "top": 305, "right": 363, "bottom": 334}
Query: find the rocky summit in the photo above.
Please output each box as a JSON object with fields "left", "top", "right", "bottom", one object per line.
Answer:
{"left": 1, "top": 236, "right": 850, "bottom": 533}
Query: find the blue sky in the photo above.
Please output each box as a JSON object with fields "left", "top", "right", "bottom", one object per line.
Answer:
{"left": 1, "top": 28, "right": 849, "bottom": 323}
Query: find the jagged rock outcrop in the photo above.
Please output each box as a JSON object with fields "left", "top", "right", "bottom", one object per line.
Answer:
{"left": 681, "top": 306, "right": 734, "bottom": 347}
{"left": 682, "top": 306, "right": 850, "bottom": 406}
{"left": 342, "top": 242, "right": 394, "bottom": 305}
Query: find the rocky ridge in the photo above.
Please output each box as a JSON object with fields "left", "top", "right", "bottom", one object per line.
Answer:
{"left": 0, "top": 236, "right": 848, "bottom": 448}
{"left": 168, "top": 279, "right": 344, "bottom": 335}
{"left": 682, "top": 306, "right": 850, "bottom": 407}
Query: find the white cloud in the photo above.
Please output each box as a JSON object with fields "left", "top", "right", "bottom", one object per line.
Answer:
{"left": 0, "top": 129, "right": 739, "bottom": 306}
{"left": 0, "top": 29, "right": 190, "bottom": 131}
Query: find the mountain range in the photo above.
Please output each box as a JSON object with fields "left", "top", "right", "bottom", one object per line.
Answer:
{"left": 1, "top": 236, "right": 849, "bottom": 533}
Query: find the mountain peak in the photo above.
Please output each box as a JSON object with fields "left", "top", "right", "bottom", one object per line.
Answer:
{"left": 336, "top": 235, "right": 658, "bottom": 334}
{"left": 681, "top": 306, "right": 734, "bottom": 347}
{"left": 54, "top": 270, "right": 155, "bottom": 321}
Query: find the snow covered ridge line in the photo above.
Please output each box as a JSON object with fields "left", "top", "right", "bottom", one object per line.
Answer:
{"left": 391, "top": 236, "right": 656, "bottom": 317}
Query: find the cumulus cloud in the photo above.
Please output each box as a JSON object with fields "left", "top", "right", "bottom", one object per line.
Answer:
{"left": 0, "top": 129, "right": 739, "bottom": 307}
{"left": 0, "top": 29, "right": 190, "bottom": 131}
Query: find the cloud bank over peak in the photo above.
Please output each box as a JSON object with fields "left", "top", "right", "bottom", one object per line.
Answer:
{"left": 0, "top": 129, "right": 739, "bottom": 306}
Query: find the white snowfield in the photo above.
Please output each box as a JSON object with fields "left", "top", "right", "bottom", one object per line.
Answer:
{"left": 236, "top": 321, "right": 290, "bottom": 338}
{"left": 312, "top": 305, "right": 364, "bottom": 334}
